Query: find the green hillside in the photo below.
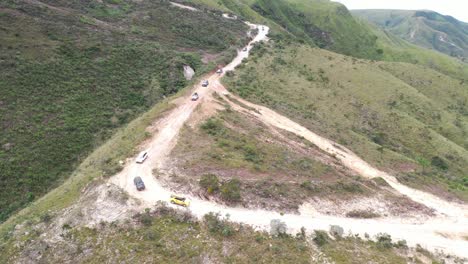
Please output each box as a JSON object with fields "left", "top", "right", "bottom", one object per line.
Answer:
{"left": 250, "top": 0, "right": 383, "bottom": 59}
{"left": 0, "top": 0, "right": 248, "bottom": 222}
{"left": 225, "top": 42, "right": 468, "bottom": 200}
{"left": 353, "top": 9, "right": 468, "bottom": 60}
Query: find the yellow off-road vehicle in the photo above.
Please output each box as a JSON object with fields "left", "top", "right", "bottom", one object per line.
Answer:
{"left": 170, "top": 195, "right": 190, "bottom": 207}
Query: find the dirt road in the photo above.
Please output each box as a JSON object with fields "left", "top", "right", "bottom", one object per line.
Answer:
{"left": 110, "top": 23, "right": 468, "bottom": 258}
{"left": 217, "top": 90, "right": 468, "bottom": 219}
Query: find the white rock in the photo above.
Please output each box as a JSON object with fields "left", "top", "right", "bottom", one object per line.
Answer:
{"left": 183, "top": 65, "right": 195, "bottom": 80}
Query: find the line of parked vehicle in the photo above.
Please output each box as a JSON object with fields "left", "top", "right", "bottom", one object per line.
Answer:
{"left": 132, "top": 57, "right": 247, "bottom": 205}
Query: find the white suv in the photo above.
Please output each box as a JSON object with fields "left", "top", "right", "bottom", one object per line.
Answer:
{"left": 136, "top": 150, "right": 148, "bottom": 163}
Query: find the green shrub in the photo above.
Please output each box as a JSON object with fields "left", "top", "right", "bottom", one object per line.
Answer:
{"left": 220, "top": 179, "right": 242, "bottom": 202}
{"left": 372, "top": 177, "right": 390, "bottom": 187}
{"left": 40, "top": 213, "right": 52, "bottom": 223}
{"left": 313, "top": 230, "right": 329, "bottom": 246}
{"left": 395, "top": 239, "right": 408, "bottom": 249}
{"left": 330, "top": 181, "right": 365, "bottom": 194}
{"left": 431, "top": 156, "right": 449, "bottom": 170}
{"left": 201, "top": 118, "right": 225, "bottom": 136}
{"left": 376, "top": 233, "right": 393, "bottom": 249}
{"left": 346, "top": 210, "right": 380, "bottom": 219}
{"left": 139, "top": 212, "right": 153, "bottom": 226}
{"left": 203, "top": 212, "right": 235, "bottom": 237}
{"left": 243, "top": 144, "right": 263, "bottom": 163}
{"left": 300, "top": 181, "right": 317, "bottom": 191}
{"left": 199, "top": 174, "right": 220, "bottom": 194}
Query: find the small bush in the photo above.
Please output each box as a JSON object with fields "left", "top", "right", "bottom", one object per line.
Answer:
{"left": 153, "top": 201, "right": 195, "bottom": 223}
{"left": 40, "top": 213, "right": 52, "bottom": 223}
{"left": 220, "top": 179, "right": 242, "bottom": 202}
{"left": 140, "top": 213, "right": 153, "bottom": 226}
{"left": 200, "top": 118, "right": 224, "bottom": 136}
{"left": 346, "top": 210, "right": 380, "bottom": 219}
{"left": 376, "top": 233, "right": 393, "bottom": 249}
{"left": 255, "top": 234, "right": 265, "bottom": 243}
{"left": 371, "top": 132, "right": 387, "bottom": 145}
{"left": 225, "top": 70, "right": 235, "bottom": 77}
{"left": 199, "top": 174, "right": 220, "bottom": 194}
{"left": 330, "top": 181, "right": 365, "bottom": 194}
{"left": 372, "top": 177, "right": 390, "bottom": 187}
{"left": 300, "top": 181, "right": 317, "bottom": 191}
{"left": 144, "top": 230, "right": 160, "bottom": 241}
{"left": 203, "top": 212, "right": 235, "bottom": 237}
{"left": 273, "top": 57, "right": 287, "bottom": 65}
{"left": 243, "top": 144, "right": 262, "bottom": 163}
{"left": 313, "top": 230, "right": 329, "bottom": 246}
{"left": 431, "top": 156, "right": 448, "bottom": 170}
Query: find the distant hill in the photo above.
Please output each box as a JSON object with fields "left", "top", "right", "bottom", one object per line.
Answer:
{"left": 352, "top": 9, "right": 468, "bottom": 60}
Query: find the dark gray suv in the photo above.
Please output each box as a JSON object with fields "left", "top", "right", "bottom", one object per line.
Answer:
{"left": 133, "top": 176, "right": 145, "bottom": 191}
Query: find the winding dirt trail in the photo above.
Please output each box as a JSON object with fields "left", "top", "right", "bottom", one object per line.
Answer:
{"left": 110, "top": 23, "right": 468, "bottom": 258}
{"left": 217, "top": 89, "right": 468, "bottom": 219}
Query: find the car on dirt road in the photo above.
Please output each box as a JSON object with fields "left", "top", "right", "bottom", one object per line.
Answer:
{"left": 242, "top": 47, "right": 248, "bottom": 52}
{"left": 136, "top": 150, "right": 148, "bottom": 163}
{"left": 133, "top": 176, "right": 145, "bottom": 191}
{"left": 170, "top": 195, "right": 190, "bottom": 207}
{"left": 191, "top": 92, "right": 199, "bottom": 101}
{"left": 201, "top": 80, "right": 209, "bottom": 87}
{"left": 216, "top": 69, "right": 223, "bottom": 74}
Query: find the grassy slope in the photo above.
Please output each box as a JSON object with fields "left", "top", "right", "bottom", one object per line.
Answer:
{"left": 0, "top": 0, "right": 248, "bottom": 222}
{"left": 224, "top": 43, "right": 468, "bottom": 200}
{"left": 352, "top": 9, "right": 468, "bottom": 59}
{"left": 170, "top": 108, "right": 380, "bottom": 211}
